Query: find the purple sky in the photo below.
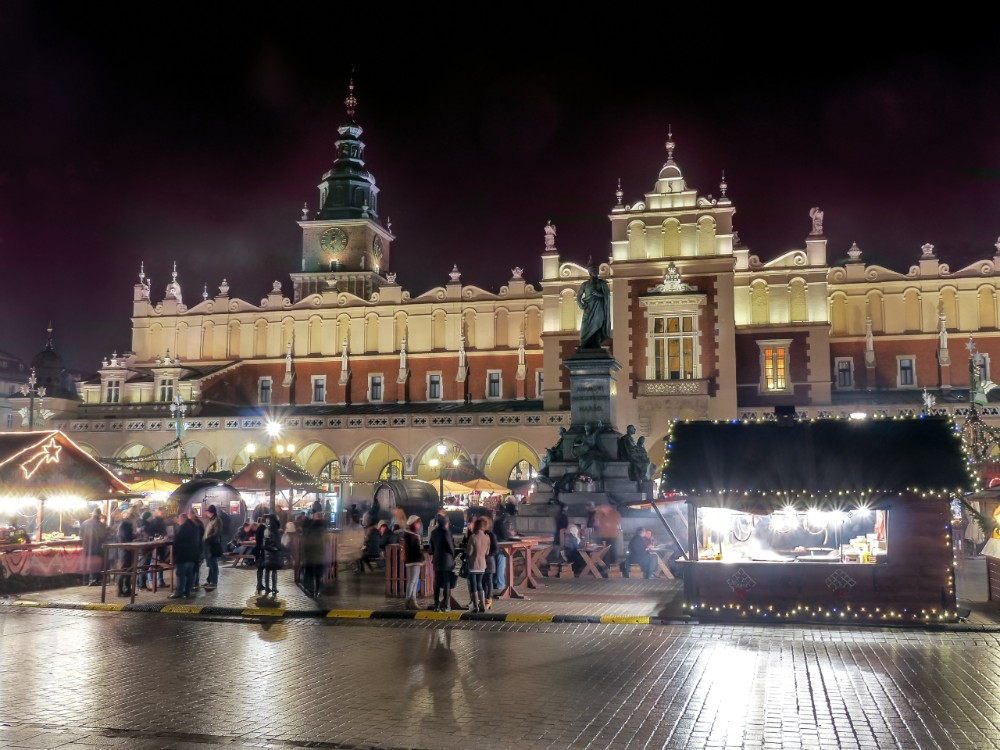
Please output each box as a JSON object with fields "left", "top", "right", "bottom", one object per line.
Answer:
{"left": 3, "top": 8, "right": 999, "bottom": 372}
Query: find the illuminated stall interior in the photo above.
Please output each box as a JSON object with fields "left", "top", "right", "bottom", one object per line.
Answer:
{"left": 661, "top": 416, "right": 974, "bottom": 623}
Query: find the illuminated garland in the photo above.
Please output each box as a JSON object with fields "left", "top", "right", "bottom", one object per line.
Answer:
{"left": 682, "top": 602, "right": 957, "bottom": 623}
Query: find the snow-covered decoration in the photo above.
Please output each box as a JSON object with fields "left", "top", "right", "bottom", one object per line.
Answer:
{"left": 923, "top": 388, "right": 937, "bottom": 412}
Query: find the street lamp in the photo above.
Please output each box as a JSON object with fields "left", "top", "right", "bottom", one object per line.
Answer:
{"left": 263, "top": 421, "right": 294, "bottom": 516}
{"left": 18, "top": 368, "right": 46, "bottom": 431}
{"left": 169, "top": 393, "right": 188, "bottom": 475}
{"left": 430, "top": 440, "right": 459, "bottom": 505}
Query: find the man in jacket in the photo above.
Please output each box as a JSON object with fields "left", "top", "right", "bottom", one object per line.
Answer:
{"left": 116, "top": 511, "right": 136, "bottom": 597}
{"left": 300, "top": 507, "right": 327, "bottom": 598}
{"left": 170, "top": 512, "right": 202, "bottom": 599}
{"left": 429, "top": 508, "right": 455, "bottom": 612}
{"left": 202, "top": 504, "right": 223, "bottom": 591}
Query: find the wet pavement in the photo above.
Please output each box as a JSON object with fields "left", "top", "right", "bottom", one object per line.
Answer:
{"left": 0, "top": 553, "right": 998, "bottom": 748}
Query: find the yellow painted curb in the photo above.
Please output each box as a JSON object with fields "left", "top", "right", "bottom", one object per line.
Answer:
{"left": 415, "top": 611, "right": 464, "bottom": 621}
{"left": 84, "top": 603, "right": 125, "bottom": 611}
{"left": 10, "top": 601, "right": 42, "bottom": 607}
{"left": 600, "top": 615, "right": 650, "bottom": 624}
{"left": 161, "top": 605, "right": 204, "bottom": 614}
{"left": 241, "top": 607, "right": 285, "bottom": 617}
{"left": 505, "top": 613, "right": 554, "bottom": 623}
{"left": 326, "top": 609, "right": 374, "bottom": 619}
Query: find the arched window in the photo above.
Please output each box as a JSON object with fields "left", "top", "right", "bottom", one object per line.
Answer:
{"left": 902, "top": 289, "right": 921, "bottom": 332}
{"left": 320, "top": 459, "right": 341, "bottom": 491}
{"left": 830, "top": 294, "right": 848, "bottom": 335}
{"left": 663, "top": 219, "right": 681, "bottom": 257}
{"left": 750, "top": 281, "right": 769, "bottom": 325}
{"left": 979, "top": 287, "right": 997, "bottom": 330}
{"left": 789, "top": 280, "right": 808, "bottom": 323}
{"left": 697, "top": 216, "right": 716, "bottom": 255}
{"left": 379, "top": 460, "right": 404, "bottom": 480}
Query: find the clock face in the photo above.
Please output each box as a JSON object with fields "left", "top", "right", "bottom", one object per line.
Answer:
{"left": 373, "top": 236, "right": 384, "bottom": 260}
{"left": 320, "top": 227, "right": 348, "bottom": 254}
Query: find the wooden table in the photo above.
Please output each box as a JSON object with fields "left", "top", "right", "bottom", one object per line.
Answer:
{"left": 651, "top": 545, "right": 676, "bottom": 579}
{"left": 576, "top": 544, "right": 610, "bottom": 578}
{"left": 497, "top": 539, "right": 541, "bottom": 599}
{"left": 101, "top": 539, "right": 174, "bottom": 604}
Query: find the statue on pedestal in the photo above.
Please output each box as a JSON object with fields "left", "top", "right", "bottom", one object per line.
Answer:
{"left": 576, "top": 261, "right": 611, "bottom": 350}
{"left": 572, "top": 422, "right": 606, "bottom": 478}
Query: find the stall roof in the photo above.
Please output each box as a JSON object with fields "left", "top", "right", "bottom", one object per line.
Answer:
{"left": 662, "top": 417, "right": 972, "bottom": 500}
{"left": 228, "top": 458, "right": 324, "bottom": 492}
{"left": 0, "top": 430, "right": 132, "bottom": 498}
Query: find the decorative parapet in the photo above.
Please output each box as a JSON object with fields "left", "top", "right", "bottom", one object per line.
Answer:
{"left": 637, "top": 379, "right": 710, "bottom": 396}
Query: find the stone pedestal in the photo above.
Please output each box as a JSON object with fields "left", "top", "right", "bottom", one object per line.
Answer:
{"left": 565, "top": 349, "right": 621, "bottom": 440}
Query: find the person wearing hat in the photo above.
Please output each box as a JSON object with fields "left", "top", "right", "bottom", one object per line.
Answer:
{"left": 401, "top": 515, "right": 424, "bottom": 609}
{"left": 79, "top": 507, "right": 108, "bottom": 586}
{"left": 202, "top": 504, "right": 223, "bottom": 591}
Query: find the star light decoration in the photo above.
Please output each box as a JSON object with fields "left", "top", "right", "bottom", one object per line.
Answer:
{"left": 20, "top": 437, "right": 62, "bottom": 479}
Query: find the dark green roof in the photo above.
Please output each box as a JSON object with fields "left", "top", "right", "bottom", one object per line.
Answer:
{"left": 662, "top": 416, "right": 972, "bottom": 497}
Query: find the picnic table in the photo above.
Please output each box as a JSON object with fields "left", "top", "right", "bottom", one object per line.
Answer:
{"left": 497, "top": 538, "right": 542, "bottom": 599}
{"left": 650, "top": 544, "right": 677, "bottom": 579}
{"left": 100, "top": 539, "right": 174, "bottom": 604}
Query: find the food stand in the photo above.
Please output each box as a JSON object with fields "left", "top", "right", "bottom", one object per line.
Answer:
{"left": 0, "top": 430, "right": 132, "bottom": 587}
{"left": 229, "top": 458, "right": 324, "bottom": 518}
{"left": 662, "top": 416, "right": 973, "bottom": 624}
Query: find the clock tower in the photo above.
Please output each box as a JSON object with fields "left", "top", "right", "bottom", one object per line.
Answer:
{"left": 292, "top": 79, "right": 394, "bottom": 302}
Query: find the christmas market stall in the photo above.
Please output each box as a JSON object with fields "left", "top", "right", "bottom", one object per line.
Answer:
{"left": 0, "top": 430, "right": 131, "bottom": 585}
{"left": 661, "top": 416, "right": 974, "bottom": 624}
{"left": 229, "top": 458, "right": 325, "bottom": 518}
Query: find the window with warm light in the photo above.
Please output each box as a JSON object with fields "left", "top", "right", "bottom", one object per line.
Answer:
{"left": 757, "top": 339, "right": 792, "bottom": 393}
{"left": 651, "top": 313, "right": 698, "bottom": 380}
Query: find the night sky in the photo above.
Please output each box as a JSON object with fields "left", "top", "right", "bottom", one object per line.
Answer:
{"left": 3, "top": 7, "right": 999, "bottom": 373}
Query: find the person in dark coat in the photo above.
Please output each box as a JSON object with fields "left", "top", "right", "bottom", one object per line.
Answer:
{"left": 135, "top": 511, "right": 153, "bottom": 590}
{"left": 429, "top": 508, "right": 456, "bottom": 612}
{"left": 261, "top": 515, "right": 283, "bottom": 595}
{"left": 146, "top": 508, "right": 168, "bottom": 588}
{"left": 254, "top": 516, "right": 268, "bottom": 593}
{"left": 360, "top": 524, "right": 381, "bottom": 571}
{"left": 79, "top": 508, "right": 108, "bottom": 586}
{"left": 169, "top": 513, "right": 201, "bottom": 598}
{"left": 116, "top": 511, "right": 136, "bottom": 597}
{"left": 545, "top": 502, "right": 570, "bottom": 575}
{"left": 300, "top": 507, "right": 326, "bottom": 597}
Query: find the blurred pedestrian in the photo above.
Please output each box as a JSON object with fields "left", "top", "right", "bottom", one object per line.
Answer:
{"left": 189, "top": 511, "right": 205, "bottom": 589}
{"left": 429, "top": 508, "right": 455, "bottom": 612}
{"left": 480, "top": 514, "right": 499, "bottom": 610}
{"left": 79, "top": 508, "right": 107, "bottom": 586}
{"left": 203, "top": 504, "right": 223, "bottom": 591}
{"left": 116, "top": 509, "right": 136, "bottom": 597}
{"left": 300, "top": 506, "right": 326, "bottom": 597}
{"left": 402, "top": 514, "right": 424, "bottom": 610}
{"left": 465, "top": 518, "right": 490, "bottom": 613}
{"left": 169, "top": 512, "right": 200, "bottom": 599}
{"left": 147, "top": 507, "right": 168, "bottom": 588}
{"left": 261, "top": 515, "right": 283, "bottom": 595}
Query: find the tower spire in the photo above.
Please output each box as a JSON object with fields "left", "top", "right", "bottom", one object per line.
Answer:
{"left": 665, "top": 125, "right": 675, "bottom": 164}
{"left": 345, "top": 69, "right": 357, "bottom": 122}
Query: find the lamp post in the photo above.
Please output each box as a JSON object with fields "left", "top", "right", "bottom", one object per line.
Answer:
{"left": 263, "top": 421, "right": 295, "bottom": 516}
{"left": 19, "top": 368, "right": 46, "bottom": 431}
{"left": 169, "top": 393, "right": 188, "bottom": 475}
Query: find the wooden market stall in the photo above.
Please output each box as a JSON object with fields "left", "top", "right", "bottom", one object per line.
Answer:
{"left": 0, "top": 430, "right": 131, "bottom": 583}
{"left": 229, "top": 458, "right": 325, "bottom": 518}
{"left": 661, "top": 416, "right": 974, "bottom": 624}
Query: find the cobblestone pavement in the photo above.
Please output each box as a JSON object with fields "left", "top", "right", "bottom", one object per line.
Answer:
{"left": 2, "top": 607, "right": 1000, "bottom": 750}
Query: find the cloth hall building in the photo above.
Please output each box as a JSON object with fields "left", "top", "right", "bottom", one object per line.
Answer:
{"left": 16, "top": 92, "right": 1000, "bottom": 505}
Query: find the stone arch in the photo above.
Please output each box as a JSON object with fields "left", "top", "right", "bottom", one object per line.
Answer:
{"left": 414, "top": 438, "right": 473, "bottom": 484}
{"left": 627, "top": 220, "right": 646, "bottom": 259}
{"left": 830, "top": 292, "right": 848, "bottom": 335}
{"left": 697, "top": 216, "right": 716, "bottom": 255}
{"left": 978, "top": 285, "right": 998, "bottom": 330}
{"left": 482, "top": 438, "right": 540, "bottom": 487}
{"left": 365, "top": 313, "right": 379, "bottom": 352}
{"left": 902, "top": 288, "right": 921, "bottom": 332}
{"left": 662, "top": 218, "right": 681, "bottom": 257}
{"left": 180, "top": 440, "right": 216, "bottom": 475}
{"left": 525, "top": 306, "right": 542, "bottom": 346}
{"left": 750, "top": 280, "right": 769, "bottom": 325}
{"left": 560, "top": 289, "right": 578, "bottom": 331}
{"left": 463, "top": 309, "right": 477, "bottom": 349}
{"left": 229, "top": 320, "right": 241, "bottom": 358}
{"left": 432, "top": 310, "right": 447, "bottom": 350}
{"left": 940, "top": 286, "right": 959, "bottom": 329}
{"left": 115, "top": 442, "right": 158, "bottom": 473}
{"left": 254, "top": 320, "right": 267, "bottom": 358}
{"left": 75, "top": 442, "right": 99, "bottom": 458}
{"left": 788, "top": 278, "right": 808, "bottom": 323}
{"left": 495, "top": 308, "right": 510, "bottom": 348}
{"left": 296, "top": 441, "right": 340, "bottom": 479}
{"left": 866, "top": 291, "right": 885, "bottom": 333}
{"left": 308, "top": 316, "right": 323, "bottom": 355}
{"left": 349, "top": 439, "right": 406, "bottom": 495}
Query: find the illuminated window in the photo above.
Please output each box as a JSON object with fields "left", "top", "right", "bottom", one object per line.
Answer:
{"left": 487, "top": 370, "right": 502, "bottom": 399}
{"left": 369, "top": 374, "right": 383, "bottom": 402}
{"left": 427, "top": 373, "right": 442, "bottom": 401}
{"left": 757, "top": 339, "right": 792, "bottom": 393}
{"left": 258, "top": 377, "right": 272, "bottom": 405}
{"left": 106, "top": 379, "right": 122, "bottom": 403}
{"left": 651, "top": 314, "right": 698, "bottom": 380}
{"left": 834, "top": 358, "right": 854, "bottom": 389}
{"left": 896, "top": 356, "right": 916, "bottom": 388}
{"left": 158, "top": 378, "right": 174, "bottom": 402}
{"left": 312, "top": 376, "right": 326, "bottom": 404}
